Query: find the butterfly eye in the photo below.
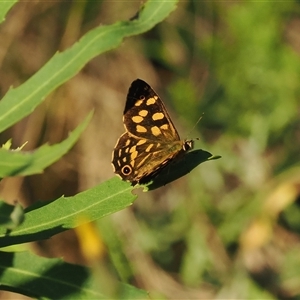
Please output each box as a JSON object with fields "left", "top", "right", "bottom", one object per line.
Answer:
{"left": 139, "top": 95, "right": 145, "bottom": 100}
{"left": 183, "top": 140, "right": 194, "bottom": 151}
{"left": 122, "top": 165, "right": 132, "bottom": 175}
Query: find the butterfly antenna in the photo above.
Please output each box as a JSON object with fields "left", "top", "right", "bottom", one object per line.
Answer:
{"left": 187, "top": 113, "right": 204, "bottom": 140}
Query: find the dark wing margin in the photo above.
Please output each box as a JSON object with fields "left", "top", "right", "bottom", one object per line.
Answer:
{"left": 123, "top": 79, "right": 180, "bottom": 141}
{"left": 124, "top": 79, "right": 153, "bottom": 114}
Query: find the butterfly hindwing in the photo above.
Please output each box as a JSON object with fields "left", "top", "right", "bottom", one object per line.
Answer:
{"left": 112, "top": 132, "right": 185, "bottom": 184}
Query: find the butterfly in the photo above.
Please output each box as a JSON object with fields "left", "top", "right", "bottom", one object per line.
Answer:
{"left": 111, "top": 79, "right": 193, "bottom": 185}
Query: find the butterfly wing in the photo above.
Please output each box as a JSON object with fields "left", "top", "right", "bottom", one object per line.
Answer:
{"left": 112, "top": 132, "right": 184, "bottom": 184}
{"left": 112, "top": 79, "right": 193, "bottom": 185}
{"left": 123, "top": 79, "right": 180, "bottom": 142}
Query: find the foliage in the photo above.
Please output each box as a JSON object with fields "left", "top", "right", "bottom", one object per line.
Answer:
{"left": 0, "top": 0, "right": 188, "bottom": 298}
{"left": 1, "top": 0, "right": 300, "bottom": 299}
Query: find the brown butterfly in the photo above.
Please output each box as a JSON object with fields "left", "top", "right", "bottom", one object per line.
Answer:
{"left": 112, "top": 79, "right": 193, "bottom": 185}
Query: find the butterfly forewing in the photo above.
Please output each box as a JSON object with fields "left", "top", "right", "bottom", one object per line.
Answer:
{"left": 123, "top": 79, "right": 180, "bottom": 142}
{"left": 112, "top": 79, "right": 193, "bottom": 185}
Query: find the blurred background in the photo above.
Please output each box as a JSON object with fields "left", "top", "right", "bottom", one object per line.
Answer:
{"left": 0, "top": 1, "right": 300, "bottom": 299}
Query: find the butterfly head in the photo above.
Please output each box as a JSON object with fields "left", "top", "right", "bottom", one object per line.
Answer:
{"left": 183, "top": 139, "right": 194, "bottom": 152}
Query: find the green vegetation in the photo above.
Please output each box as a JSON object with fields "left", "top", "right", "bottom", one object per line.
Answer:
{"left": 0, "top": 1, "right": 299, "bottom": 299}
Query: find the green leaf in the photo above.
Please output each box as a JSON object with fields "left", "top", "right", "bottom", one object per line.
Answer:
{"left": 0, "top": 1, "right": 17, "bottom": 23}
{"left": 144, "top": 149, "right": 221, "bottom": 191}
{"left": 1, "top": 139, "right": 28, "bottom": 151}
{"left": 0, "top": 251, "right": 149, "bottom": 299}
{"left": 0, "top": 0, "right": 178, "bottom": 133}
{"left": 0, "top": 201, "right": 24, "bottom": 230}
{"left": 0, "top": 112, "right": 92, "bottom": 177}
{"left": 0, "top": 177, "right": 136, "bottom": 247}
{"left": 119, "top": 283, "right": 150, "bottom": 299}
